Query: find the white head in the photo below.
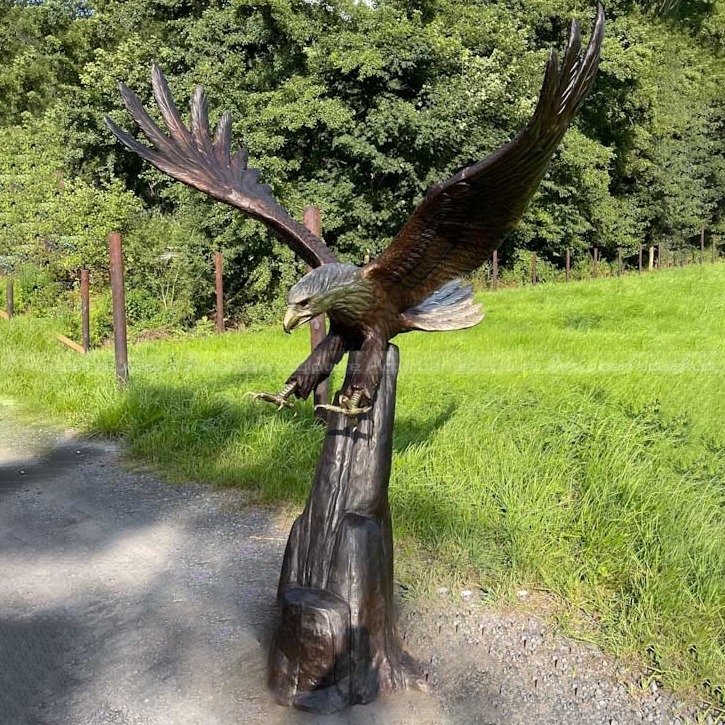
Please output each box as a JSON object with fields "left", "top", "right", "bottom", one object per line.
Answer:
{"left": 283, "top": 263, "right": 362, "bottom": 332}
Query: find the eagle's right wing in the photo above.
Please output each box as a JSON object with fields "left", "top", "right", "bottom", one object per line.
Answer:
{"left": 106, "top": 65, "right": 337, "bottom": 269}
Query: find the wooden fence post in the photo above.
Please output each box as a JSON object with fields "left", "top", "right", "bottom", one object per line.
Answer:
{"left": 638, "top": 245, "right": 643, "bottom": 274}
{"left": 5, "top": 278, "right": 12, "bottom": 319}
{"left": 565, "top": 248, "right": 571, "bottom": 282}
{"left": 531, "top": 252, "right": 537, "bottom": 285}
{"left": 713, "top": 237, "right": 717, "bottom": 264}
{"left": 303, "top": 205, "right": 330, "bottom": 416}
{"left": 108, "top": 232, "right": 129, "bottom": 387}
{"left": 701, "top": 227, "right": 705, "bottom": 265}
{"left": 81, "top": 268, "right": 90, "bottom": 353}
{"left": 492, "top": 249, "right": 498, "bottom": 291}
{"left": 617, "top": 247, "right": 622, "bottom": 277}
{"left": 215, "top": 250, "right": 224, "bottom": 333}
{"left": 592, "top": 247, "right": 598, "bottom": 277}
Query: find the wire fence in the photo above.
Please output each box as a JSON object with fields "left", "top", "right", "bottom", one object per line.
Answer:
{"left": 1, "top": 228, "right": 722, "bottom": 389}
{"left": 477, "top": 239, "right": 722, "bottom": 291}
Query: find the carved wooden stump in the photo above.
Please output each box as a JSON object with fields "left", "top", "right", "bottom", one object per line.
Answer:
{"left": 268, "top": 345, "right": 422, "bottom": 713}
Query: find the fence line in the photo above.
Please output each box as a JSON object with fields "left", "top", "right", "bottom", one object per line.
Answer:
{"left": 2, "top": 236, "right": 240, "bottom": 387}
{"left": 486, "top": 240, "right": 721, "bottom": 290}
{"left": 1, "top": 232, "right": 722, "bottom": 391}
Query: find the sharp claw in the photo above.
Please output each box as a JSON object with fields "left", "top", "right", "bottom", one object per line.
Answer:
{"left": 314, "top": 402, "right": 372, "bottom": 418}
{"left": 243, "top": 391, "right": 295, "bottom": 410}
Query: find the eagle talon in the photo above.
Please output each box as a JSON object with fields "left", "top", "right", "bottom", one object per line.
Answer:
{"left": 314, "top": 403, "right": 372, "bottom": 418}
{"left": 247, "top": 392, "right": 294, "bottom": 410}
{"left": 314, "top": 391, "right": 372, "bottom": 419}
{"left": 244, "top": 382, "right": 297, "bottom": 411}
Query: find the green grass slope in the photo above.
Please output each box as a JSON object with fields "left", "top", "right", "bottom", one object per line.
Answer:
{"left": 1, "top": 264, "right": 724, "bottom": 699}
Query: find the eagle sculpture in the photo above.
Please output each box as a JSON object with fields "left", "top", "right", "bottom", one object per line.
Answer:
{"left": 107, "top": 6, "right": 604, "bottom": 417}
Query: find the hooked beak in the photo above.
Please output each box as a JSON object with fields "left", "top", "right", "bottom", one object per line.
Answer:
{"left": 283, "top": 306, "right": 314, "bottom": 334}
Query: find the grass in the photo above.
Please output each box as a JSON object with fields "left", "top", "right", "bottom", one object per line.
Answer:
{"left": 1, "top": 263, "right": 725, "bottom": 703}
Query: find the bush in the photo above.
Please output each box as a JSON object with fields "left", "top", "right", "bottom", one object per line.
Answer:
{"left": 12, "top": 265, "right": 66, "bottom": 315}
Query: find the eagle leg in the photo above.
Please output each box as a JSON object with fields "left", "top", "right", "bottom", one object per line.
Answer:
{"left": 287, "top": 329, "right": 348, "bottom": 398}
{"left": 246, "top": 330, "right": 347, "bottom": 411}
{"left": 315, "top": 334, "right": 385, "bottom": 418}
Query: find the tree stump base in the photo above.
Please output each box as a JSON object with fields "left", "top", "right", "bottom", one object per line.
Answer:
{"left": 268, "top": 345, "right": 423, "bottom": 713}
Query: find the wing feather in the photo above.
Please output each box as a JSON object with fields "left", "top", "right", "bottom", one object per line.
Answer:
{"left": 363, "top": 5, "right": 605, "bottom": 309}
{"left": 106, "top": 65, "right": 337, "bottom": 269}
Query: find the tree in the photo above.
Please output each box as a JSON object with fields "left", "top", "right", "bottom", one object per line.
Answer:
{"left": 4, "top": 0, "right": 725, "bottom": 324}
{"left": 0, "top": 0, "right": 96, "bottom": 125}
{"left": 0, "top": 115, "right": 138, "bottom": 306}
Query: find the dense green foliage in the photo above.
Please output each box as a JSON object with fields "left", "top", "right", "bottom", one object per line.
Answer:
{"left": 2, "top": 264, "right": 725, "bottom": 704}
{"left": 1, "top": 0, "right": 724, "bottom": 327}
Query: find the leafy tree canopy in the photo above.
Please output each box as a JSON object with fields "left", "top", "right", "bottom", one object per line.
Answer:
{"left": 1, "top": 0, "right": 724, "bottom": 324}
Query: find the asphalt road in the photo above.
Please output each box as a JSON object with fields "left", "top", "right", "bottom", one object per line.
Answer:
{"left": 0, "top": 406, "right": 701, "bottom": 725}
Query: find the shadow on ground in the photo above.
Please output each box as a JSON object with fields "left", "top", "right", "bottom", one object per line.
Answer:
{"left": 86, "top": 378, "right": 457, "bottom": 506}
{"left": 0, "top": 436, "right": 448, "bottom": 725}
{"left": 0, "top": 407, "right": 690, "bottom": 725}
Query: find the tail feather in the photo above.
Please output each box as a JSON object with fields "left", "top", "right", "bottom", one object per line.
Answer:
{"left": 401, "top": 280, "right": 484, "bottom": 332}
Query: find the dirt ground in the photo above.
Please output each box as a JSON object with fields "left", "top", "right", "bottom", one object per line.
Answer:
{"left": 0, "top": 405, "right": 706, "bottom": 725}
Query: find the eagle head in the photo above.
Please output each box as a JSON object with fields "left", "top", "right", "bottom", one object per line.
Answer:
{"left": 283, "top": 263, "right": 367, "bottom": 333}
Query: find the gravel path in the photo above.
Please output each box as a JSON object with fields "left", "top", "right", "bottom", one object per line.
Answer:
{"left": 0, "top": 406, "right": 706, "bottom": 725}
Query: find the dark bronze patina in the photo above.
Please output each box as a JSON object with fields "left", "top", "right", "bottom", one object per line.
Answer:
{"left": 107, "top": 6, "right": 604, "bottom": 712}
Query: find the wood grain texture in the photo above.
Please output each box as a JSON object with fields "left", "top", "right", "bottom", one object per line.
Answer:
{"left": 268, "top": 346, "right": 423, "bottom": 713}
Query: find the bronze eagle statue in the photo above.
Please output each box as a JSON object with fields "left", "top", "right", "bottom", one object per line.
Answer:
{"left": 106, "top": 6, "right": 604, "bottom": 417}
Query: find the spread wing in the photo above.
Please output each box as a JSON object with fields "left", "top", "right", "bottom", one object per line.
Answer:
{"left": 105, "top": 65, "right": 337, "bottom": 269}
{"left": 363, "top": 5, "right": 605, "bottom": 310}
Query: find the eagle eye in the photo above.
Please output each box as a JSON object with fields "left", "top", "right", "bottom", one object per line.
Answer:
{"left": 298, "top": 298, "right": 310, "bottom": 309}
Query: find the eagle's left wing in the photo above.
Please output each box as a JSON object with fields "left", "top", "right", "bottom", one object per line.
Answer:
{"left": 362, "top": 5, "right": 604, "bottom": 311}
